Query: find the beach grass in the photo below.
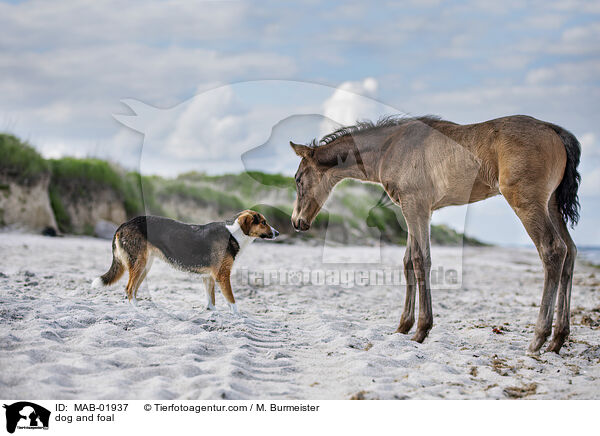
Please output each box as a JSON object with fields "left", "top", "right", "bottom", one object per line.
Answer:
{"left": 0, "top": 133, "right": 50, "bottom": 184}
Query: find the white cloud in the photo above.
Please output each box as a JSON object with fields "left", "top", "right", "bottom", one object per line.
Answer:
{"left": 520, "top": 22, "right": 600, "bottom": 56}
{"left": 580, "top": 132, "right": 598, "bottom": 158}
{"left": 321, "top": 78, "right": 381, "bottom": 134}
{"left": 487, "top": 54, "right": 532, "bottom": 70}
{"left": 521, "top": 14, "right": 566, "bottom": 30}
{"left": 580, "top": 167, "right": 600, "bottom": 197}
{"left": 550, "top": 0, "right": 600, "bottom": 13}
{"left": 112, "top": 80, "right": 403, "bottom": 176}
{"left": 0, "top": 0, "right": 249, "bottom": 49}
{"left": 526, "top": 60, "right": 600, "bottom": 85}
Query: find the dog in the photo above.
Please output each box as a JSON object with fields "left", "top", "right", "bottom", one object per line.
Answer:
{"left": 92, "top": 210, "right": 279, "bottom": 313}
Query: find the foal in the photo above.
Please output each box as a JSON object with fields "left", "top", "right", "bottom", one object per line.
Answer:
{"left": 290, "top": 115, "right": 580, "bottom": 354}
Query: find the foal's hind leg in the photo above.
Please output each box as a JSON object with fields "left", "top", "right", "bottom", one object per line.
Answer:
{"left": 503, "top": 189, "right": 567, "bottom": 353}
{"left": 547, "top": 196, "right": 577, "bottom": 353}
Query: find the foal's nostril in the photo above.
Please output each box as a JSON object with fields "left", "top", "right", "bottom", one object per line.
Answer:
{"left": 298, "top": 219, "right": 310, "bottom": 231}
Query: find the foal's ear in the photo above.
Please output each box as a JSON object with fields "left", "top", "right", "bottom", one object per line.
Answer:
{"left": 290, "top": 141, "right": 314, "bottom": 159}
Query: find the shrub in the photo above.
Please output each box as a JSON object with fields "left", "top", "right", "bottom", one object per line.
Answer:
{"left": 48, "top": 185, "right": 71, "bottom": 232}
{"left": 158, "top": 181, "right": 244, "bottom": 214}
{"left": 0, "top": 134, "right": 49, "bottom": 184}
{"left": 49, "top": 157, "right": 124, "bottom": 193}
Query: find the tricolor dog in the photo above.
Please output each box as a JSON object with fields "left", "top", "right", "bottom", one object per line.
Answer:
{"left": 92, "top": 210, "right": 279, "bottom": 313}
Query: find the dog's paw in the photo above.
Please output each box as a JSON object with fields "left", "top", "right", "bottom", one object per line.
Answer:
{"left": 228, "top": 303, "right": 240, "bottom": 316}
{"left": 206, "top": 303, "right": 216, "bottom": 311}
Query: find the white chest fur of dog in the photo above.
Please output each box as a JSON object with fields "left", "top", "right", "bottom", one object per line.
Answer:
{"left": 226, "top": 220, "right": 255, "bottom": 258}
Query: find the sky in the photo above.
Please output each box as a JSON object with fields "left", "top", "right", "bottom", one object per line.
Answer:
{"left": 1, "top": 0, "right": 599, "bottom": 246}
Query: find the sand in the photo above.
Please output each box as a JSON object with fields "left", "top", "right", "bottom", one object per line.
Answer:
{"left": 1, "top": 233, "right": 599, "bottom": 399}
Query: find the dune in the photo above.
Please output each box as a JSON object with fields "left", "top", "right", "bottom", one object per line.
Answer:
{"left": 0, "top": 233, "right": 599, "bottom": 399}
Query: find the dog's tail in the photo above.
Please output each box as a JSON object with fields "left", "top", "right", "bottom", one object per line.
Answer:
{"left": 92, "top": 233, "right": 126, "bottom": 288}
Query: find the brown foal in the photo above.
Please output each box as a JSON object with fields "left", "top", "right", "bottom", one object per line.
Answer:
{"left": 290, "top": 115, "right": 580, "bottom": 354}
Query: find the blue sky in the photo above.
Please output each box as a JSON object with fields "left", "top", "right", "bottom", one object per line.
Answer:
{"left": 1, "top": 0, "right": 599, "bottom": 245}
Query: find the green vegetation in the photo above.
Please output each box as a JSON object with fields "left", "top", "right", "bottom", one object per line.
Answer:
{"left": 0, "top": 134, "right": 49, "bottom": 184}
{"left": 245, "top": 171, "right": 294, "bottom": 189}
{"left": 49, "top": 157, "right": 124, "bottom": 193}
{"left": 365, "top": 205, "right": 408, "bottom": 244}
{"left": 48, "top": 185, "right": 71, "bottom": 232}
{"left": 48, "top": 158, "right": 144, "bottom": 215}
{"left": 157, "top": 181, "right": 244, "bottom": 213}
{"left": 47, "top": 157, "right": 146, "bottom": 232}
{"left": 122, "top": 172, "right": 145, "bottom": 216}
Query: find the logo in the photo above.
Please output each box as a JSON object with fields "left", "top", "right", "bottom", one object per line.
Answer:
{"left": 3, "top": 402, "right": 50, "bottom": 434}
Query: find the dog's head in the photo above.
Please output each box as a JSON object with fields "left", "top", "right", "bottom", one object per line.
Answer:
{"left": 237, "top": 210, "right": 279, "bottom": 239}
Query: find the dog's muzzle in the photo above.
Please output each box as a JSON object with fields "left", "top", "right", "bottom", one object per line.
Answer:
{"left": 261, "top": 227, "right": 279, "bottom": 239}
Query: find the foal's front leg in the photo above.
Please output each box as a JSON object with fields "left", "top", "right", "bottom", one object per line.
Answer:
{"left": 402, "top": 205, "right": 433, "bottom": 343}
{"left": 397, "top": 236, "right": 416, "bottom": 333}
{"left": 411, "top": 235, "right": 433, "bottom": 343}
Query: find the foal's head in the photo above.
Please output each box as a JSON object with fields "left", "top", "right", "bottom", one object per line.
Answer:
{"left": 290, "top": 141, "right": 337, "bottom": 231}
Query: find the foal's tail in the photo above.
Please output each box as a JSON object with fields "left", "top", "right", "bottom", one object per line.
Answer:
{"left": 547, "top": 122, "right": 581, "bottom": 228}
{"left": 91, "top": 233, "right": 126, "bottom": 288}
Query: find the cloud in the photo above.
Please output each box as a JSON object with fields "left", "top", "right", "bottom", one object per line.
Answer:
{"left": 519, "top": 22, "right": 600, "bottom": 56}
{"left": 0, "top": 0, "right": 249, "bottom": 50}
{"left": 321, "top": 77, "right": 381, "bottom": 134}
{"left": 580, "top": 168, "right": 600, "bottom": 197}
{"left": 580, "top": 132, "right": 598, "bottom": 158}
{"left": 579, "top": 132, "right": 600, "bottom": 197}
{"left": 526, "top": 60, "right": 600, "bottom": 85}
{"left": 114, "top": 80, "right": 401, "bottom": 176}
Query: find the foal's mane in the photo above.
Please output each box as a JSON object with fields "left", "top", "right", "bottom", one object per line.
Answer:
{"left": 309, "top": 115, "right": 444, "bottom": 147}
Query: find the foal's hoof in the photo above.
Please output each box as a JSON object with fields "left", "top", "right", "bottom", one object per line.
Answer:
{"left": 546, "top": 343, "right": 561, "bottom": 354}
{"left": 396, "top": 320, "right": 414, "bottom": 334}
{"left": 528, "top": 335, "right": 548, "bottom": 354}
{"left": 411, "top": 330, "right": 429, "bottom": 343}
{"left": 546, "top": 337, "right": 566, "bottom": 354}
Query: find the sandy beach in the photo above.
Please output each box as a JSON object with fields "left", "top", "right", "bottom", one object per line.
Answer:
{"left": 1, "top": 233, "right": 599, "bottom": 400}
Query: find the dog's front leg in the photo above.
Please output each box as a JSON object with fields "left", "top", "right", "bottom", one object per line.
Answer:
{"left": 214, "top": 262, "right": 239, "bottom": 316}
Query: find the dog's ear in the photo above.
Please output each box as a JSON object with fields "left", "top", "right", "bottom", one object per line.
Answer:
{"left": 238, "top": 211, "right": 254, "bottom": 235}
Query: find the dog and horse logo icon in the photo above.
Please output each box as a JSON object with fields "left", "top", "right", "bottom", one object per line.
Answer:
{"left": 3, "top": 402, "right": 50, "bottom": 433}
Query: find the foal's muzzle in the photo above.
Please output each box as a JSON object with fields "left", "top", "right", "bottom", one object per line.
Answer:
{"left": 292, "top": 218, "right": 310, "bottom": 232}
